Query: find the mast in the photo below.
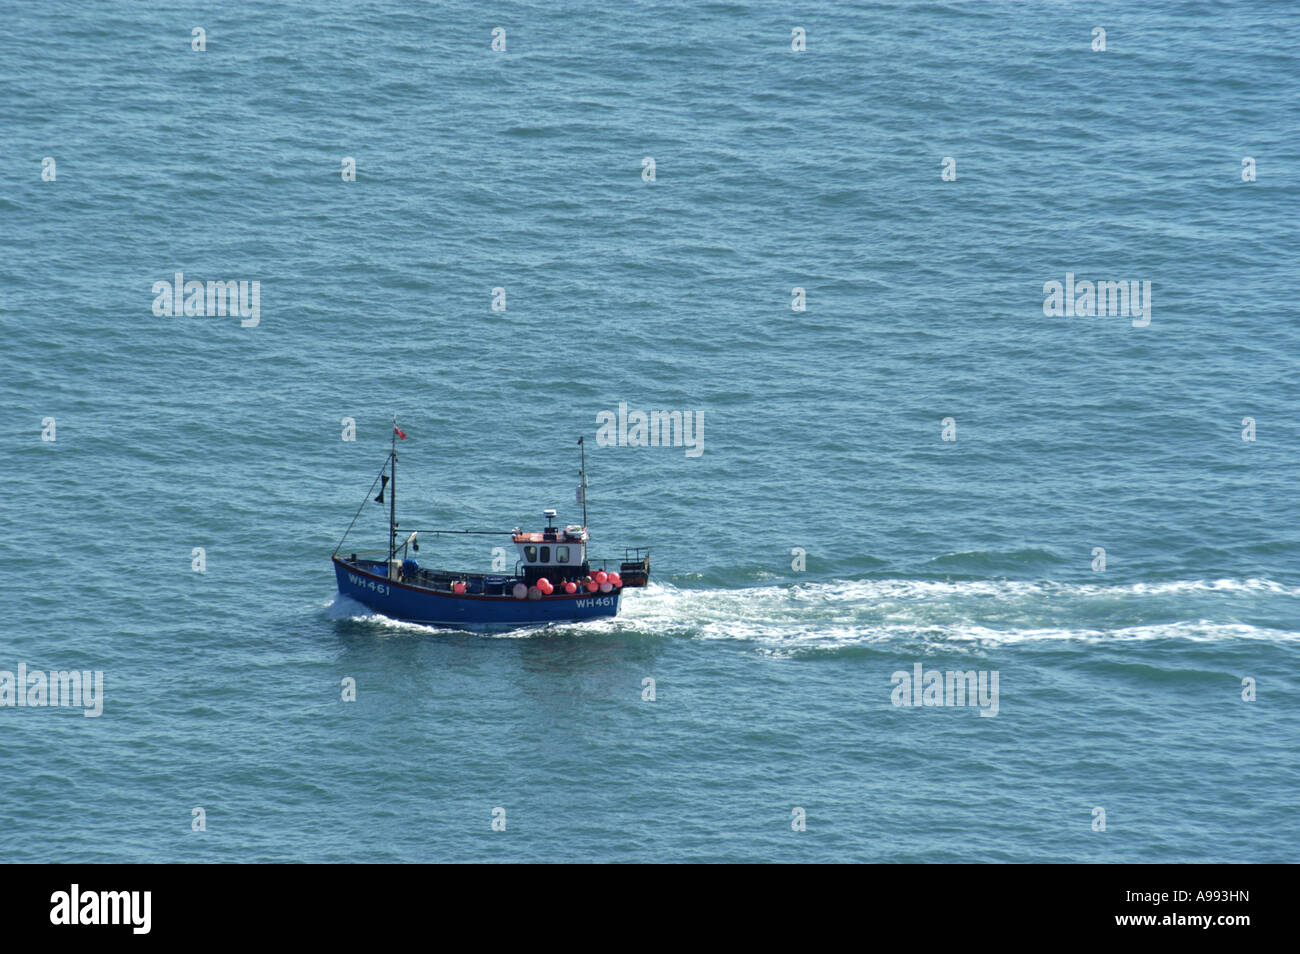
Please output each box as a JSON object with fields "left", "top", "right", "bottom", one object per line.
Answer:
{"left": 389, "top": 415, "right": 398, "bottom": 562}
{"left": 578, "top": 435, "right": 588, "bottom": 529}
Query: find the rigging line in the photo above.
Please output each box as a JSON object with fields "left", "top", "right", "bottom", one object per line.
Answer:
{"left": 408, "top": 529, "right": 513, "bottom": 536}
{"left": 332, "top": 456, "right": 389, "bottom": 555}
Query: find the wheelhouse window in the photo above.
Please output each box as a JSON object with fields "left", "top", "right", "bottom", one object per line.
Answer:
{"left": 540, "top": 546, "right": 551, "bottom": 563}
{"left": 524, "top": 545, "right": 538, "bottom": 562}
{"left": 556, "top": 546, "right": 570, "bottom": 564}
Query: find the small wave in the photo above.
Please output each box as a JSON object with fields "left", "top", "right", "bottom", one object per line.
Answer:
{"left": 925, "top": 548, "right": 1065, "bottom": 571}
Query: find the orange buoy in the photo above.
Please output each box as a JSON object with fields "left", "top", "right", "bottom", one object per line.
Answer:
{"left": 564, "top": 581, "right": 577, "bottom": 594}
{"left": 593, "top": 570, "right": 608, "bottom": 584}
{"left": 608, "top": 572, "right": 622, "bottom": 588}
{"left": 538, "top": 578, "right": 553, "bottom": 595}
{"left": 586, "top": 579, "right": 599, "bottom": 592}
{"left": 452, "top": 581, "right": 467, "bottom": 594}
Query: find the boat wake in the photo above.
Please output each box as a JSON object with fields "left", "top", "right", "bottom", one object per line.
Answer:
{"left": 327, "top": 577, "right": 1300, "bottom": 648}
{"left": 324, "top": 594, "right": 568, "bottom": 638}
{"left": 613, "top": 577, "right": 1300, "bottom": 649}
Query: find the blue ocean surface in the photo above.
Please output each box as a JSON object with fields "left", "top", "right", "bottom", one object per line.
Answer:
{"left": 1, "top": 1, "right": 1297, "bottom": 862}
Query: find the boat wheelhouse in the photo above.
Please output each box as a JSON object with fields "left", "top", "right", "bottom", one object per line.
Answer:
{"left": 331, "top": 422, "right": 650, "bottom": 628}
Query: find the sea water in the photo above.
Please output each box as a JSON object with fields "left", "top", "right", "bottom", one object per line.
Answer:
{"left": 0, "top": 1, "right": 1296, "bottom": 861}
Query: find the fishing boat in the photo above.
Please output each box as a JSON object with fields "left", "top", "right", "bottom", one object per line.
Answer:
{"left": 331, "top": 421, "right": 650, "bottom": 628}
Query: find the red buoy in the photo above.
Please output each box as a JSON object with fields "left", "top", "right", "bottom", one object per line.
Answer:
{"left": 594, "top": 570, "right": 608, "bottom": 584}
{"left": 608, "top": 572, "right": 622, "bottom": 588}
{"left": 452, "top": 581, "right": 467, "bottom": 595}
{"left": 564, "top": 581, "right": 577, "bottom": 594}
{"left": 538, "top": 578, "right": 553, "bottom": 595}
{"left": 586, "top": 579, "right": 599, "bottom": 592}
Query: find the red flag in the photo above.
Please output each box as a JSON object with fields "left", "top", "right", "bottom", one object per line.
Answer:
{"left": 394, "top": 426, "right": 406, "bottom": 440}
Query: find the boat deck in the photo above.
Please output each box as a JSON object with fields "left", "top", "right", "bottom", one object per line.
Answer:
{"left": 339, "top": 556, "right": 649, "bottom": 596}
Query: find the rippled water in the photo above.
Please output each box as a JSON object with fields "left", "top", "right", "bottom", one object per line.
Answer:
{"left": 1, "top": 1, "right": 1297, "bottom": 861}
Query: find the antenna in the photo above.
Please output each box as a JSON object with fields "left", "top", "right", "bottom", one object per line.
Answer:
{"left": 577, "top": 435, "right": 588, "bottom": 528}
{"left": 389, "top": 414, "right": 398, "bottom": 563}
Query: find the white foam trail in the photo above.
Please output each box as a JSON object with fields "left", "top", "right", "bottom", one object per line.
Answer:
{"left": 324, "top": 580, "right": 1300, "bottom": 646}
{"left": 324, "top": 595, "right": 443, "bottom": 635}
{"left": 614, "top": 579, "right": 1300, "bottom": 647}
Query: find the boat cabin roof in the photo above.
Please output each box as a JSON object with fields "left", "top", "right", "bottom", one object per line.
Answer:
{"left": 513, "top": 529, "right": 586, "bottom": 543}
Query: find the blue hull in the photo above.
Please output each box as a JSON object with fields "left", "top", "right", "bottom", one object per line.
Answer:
{"left": 332, "top": 557, "right": 621, "bottom": 629}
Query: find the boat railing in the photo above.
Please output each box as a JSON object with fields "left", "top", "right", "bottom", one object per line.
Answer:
{"left": 511, "top": 561, "right": 589, "bottom": 578}
{"left": 587, "top": 548, "right": 650, "bottom": 574}
{"left": 342, "top": 547, "right": 648, "bottom": 588}
{"left": 338, "top": 552, "right": 478, "bottom": 585}
{"left": 338, "top": 549, "right": 390, "bottom": 562}
{"left": 396, "top": 564, "right": 516, "bottom": 595}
